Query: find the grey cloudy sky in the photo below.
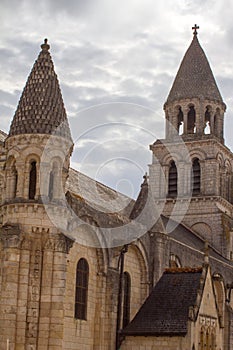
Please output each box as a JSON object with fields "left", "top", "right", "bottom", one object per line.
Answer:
{"left": 1, "top": 0, "right": 233, "bottom": 198}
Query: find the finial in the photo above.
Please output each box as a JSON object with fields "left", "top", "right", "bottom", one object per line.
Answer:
{"left": 192, "top": 24, "right": 199, "bottom": 36}
{"left": 41, "top": 38, "right": 50, "bottom": 51}
{"left": 142, "top": 172, "right": 148, "bottom": 186}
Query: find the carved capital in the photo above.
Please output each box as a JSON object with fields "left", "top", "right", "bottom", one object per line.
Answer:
{"left": 44, "top": 232, "right": 74, "bottom": 253}
{"left": 0, "top": 223, "right": 21, "bottom": 248}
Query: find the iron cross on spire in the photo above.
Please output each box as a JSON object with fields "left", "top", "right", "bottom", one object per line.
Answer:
{"left": 192, "top": 24, "right": 199, "bottom": 36}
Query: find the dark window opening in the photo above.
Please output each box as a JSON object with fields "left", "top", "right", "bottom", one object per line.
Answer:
{"left": 187, "top": 105, "right": 196, "bottom": 134}
{"left": 192, "top": 158, "right": 201, "bottom": 195}
{"left": 14, "top": 170, "right": 18, "bottom": 198}
{"left": 12, "top": 163, "right": 18, "bottom": 199}
{"left": 168, "top": 161, "right": 177, "bottom": 197}
{"left": 204, "top": 107, "right": 211, "bottom": 134}
{"left": 75, "top": 258, "right": 89, "bottom": 320}
{"left": 123, "top": 272, "right": 131, "bottom": 328}
{"left": 29, "top": 161, "right": 37, "bottom": 200}
{"left": 177, "top": 107, "right": 184, "bottom": 135}
{"left": 48, "top": 171, "right": 54, "bottom": 200}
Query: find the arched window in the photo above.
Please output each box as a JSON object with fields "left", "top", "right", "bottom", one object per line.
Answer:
{"left": 123, "top": 272, "right": 131, "bottom": 328}
{"left": 187, "top": 105, "right": 196, "bottom": 134}
{"left": 192, "top": 158, "right": 201, "bottom": 195}
{"left": 29, "top": 161, "right": 37, "bottom": 200}
{"left": 75, "top": 258, "right": 89, "bottom": 320}
{"left": 168, "top": 161, "right": 177, "bottom": 197}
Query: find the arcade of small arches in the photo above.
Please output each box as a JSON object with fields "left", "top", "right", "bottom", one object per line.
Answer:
{"left": 165, "top": 154, "right": 232, "bottom": 203}
{"left": 165, "top": 102, "right": 225, "bottom": 140}
{"left": 4, "top": 154, "right": 64, "bottom": 203}
{"left": 167, "top": 156, "right": 201, "bottom": 198}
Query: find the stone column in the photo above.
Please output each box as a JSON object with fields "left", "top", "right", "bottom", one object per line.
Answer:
{"left": 15, "top": 238, "right": 31, "bottom": 349}
{"left": 37, "top": 233, "right": 74, "bottom": 350}
{"left": 0, "top": 225, "right": 21, "bottom": 350}
{"left": 183, "top": 106, "right": 188, "bottom": 135}
{"left": 16, "top": 162, "right": 25, "bottom": 200}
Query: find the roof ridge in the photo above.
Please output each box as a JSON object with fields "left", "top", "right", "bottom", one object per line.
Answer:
{"left": 165, "top": 267, "right": 202, "bottom": 274}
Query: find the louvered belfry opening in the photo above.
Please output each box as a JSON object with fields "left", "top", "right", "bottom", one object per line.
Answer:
{"left": 192, "top": 158, "right": 201, "bottom": 195}
{"left": 168, "top": 161, "right": 178, "bottom": 197}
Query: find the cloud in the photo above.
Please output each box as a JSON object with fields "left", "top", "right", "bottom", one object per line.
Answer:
{"left": 1, "top": 0, "right": 233, "bottom": 197}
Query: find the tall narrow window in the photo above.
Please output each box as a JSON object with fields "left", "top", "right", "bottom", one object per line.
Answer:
{"left": 177, "top": 107, "right": 184, "bottom": 135}
{"left": 168, "top": 161, "right": 177, "bottom": 197}
{"left": 48, "top": 170, "right": 54, "bottom": 200}
{"left": 200, "top": 327, "right": 204, "bottom": 350}
{"left": 192, "top": 158, "right": 201, "bottom": 195}
{"left": 206, "top": 328, "right": 210, "bottom": 350}
{"left": 12, "top": 163, "right": 18, "bottom": 199}
{"left": 211, "top": 331, "right": 216, "bottom": 350}
{"left": 122, "top": 272, "right": 131, "bottom": 328}
{"left": 75, "top": 258, "right": 89, "bottom": 320}
{"left": 204, "top": 106, "right": 211, "bottom": 134}
{"left": 29, "top": 161, "right": 37, "bottom": 199}
{"left": 187, "top": 105, "right": 196, "bottom": 133}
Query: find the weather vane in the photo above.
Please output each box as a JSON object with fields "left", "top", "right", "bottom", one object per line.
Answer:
{"left": 192, "top": 24, "right": 199, "bottom": 36}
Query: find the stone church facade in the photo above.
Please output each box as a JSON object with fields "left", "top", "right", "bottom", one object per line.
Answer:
{"left": 0, "top": 28, "right": 232, "bottom": 350}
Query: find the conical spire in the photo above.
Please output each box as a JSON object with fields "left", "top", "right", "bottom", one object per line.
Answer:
{"left": 9, "top": 39, "right": 72, "bottom": 141}
{"left": 166, "top": 29, "right": 223, "bottom": 104}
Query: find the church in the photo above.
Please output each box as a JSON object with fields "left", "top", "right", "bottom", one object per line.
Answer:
{"left": 0, "top": 25, "right": 232, "bottom": 350}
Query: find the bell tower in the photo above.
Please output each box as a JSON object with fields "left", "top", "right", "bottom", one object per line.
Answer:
{"left": 0, "top": 40, "right": 74, "bottom": 350}
{"left": 149, "top": 26, "right": 233, "bottom": 259}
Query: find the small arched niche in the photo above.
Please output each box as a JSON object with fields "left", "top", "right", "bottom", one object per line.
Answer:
{"left": 48, "top": 161, "right": 59, "bottom": 201}
{"left": 6, "top": 156, "right": 18, "bottom": 200}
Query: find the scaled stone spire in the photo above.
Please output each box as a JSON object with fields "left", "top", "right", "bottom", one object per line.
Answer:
{"left": 166, "top": 30, "right": 223, "bottom": 104}
{"left": 9, "top": 39, "right": 72, "bottom": 140}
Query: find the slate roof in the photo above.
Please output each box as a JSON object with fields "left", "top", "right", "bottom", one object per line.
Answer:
{"left": 9, "top": 39, "right": 72, "bottom": 140}
{"left": 165, "top": 34, "right": 223, "bottom": 104}
{"left": 66, "top": 168, "right": 134, "bottom": 215}
{"left": 122, "top": 268, "right": 202, "bottom": 336}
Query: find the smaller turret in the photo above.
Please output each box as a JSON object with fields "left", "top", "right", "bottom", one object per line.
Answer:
{"left": 164, "top": 25, "right": 226, "bottom": 142}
